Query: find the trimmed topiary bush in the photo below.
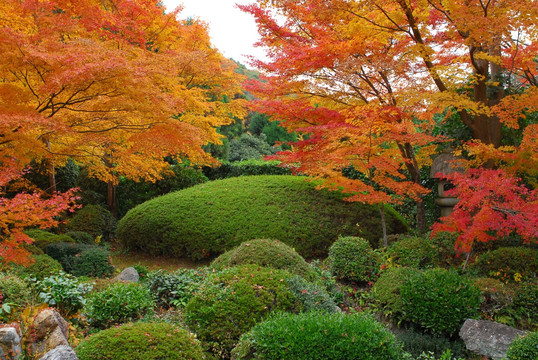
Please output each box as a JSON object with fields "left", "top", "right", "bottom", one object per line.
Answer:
{"left": 67, "top": 247, "right": 114, "bottom": 278}
{"left": 471, "top": 247, "right": 538, "bottom": 283}
{"left": 506, "top": 332, "right": 538, "bottom": 360}
{"left": 85, "top": 282, "right": 154, "bottom": 329}
{"left": 184, "top": 265, "right": 301, "bottom": 358}
{"left": 231, "top": 311, "right": 403, "bottom": 360}
{"left": 371, "top": 267, "right": 420, "bottom": 316}
{"left": 117, "top": 175, "right": 407, "bottom": 260}
{"left": 13, "top": 254, "right": 63, "bottom": 280}
{"left": 211, "top": 239, "right": 315, "bottom": 280}
{"left": 24, "top": 229, "right": 74, "bottom": 250}
{"left": 75, "top": 322, "right": 205, "bottom": 360}
{"left": 328, "top": 236, "right": 382, "bottom": 283}
{"left": 400, "top": 268, "right": 482, "bottom": 335}
{"left": 68, "top": 204, "right": 117, "bottom": 241}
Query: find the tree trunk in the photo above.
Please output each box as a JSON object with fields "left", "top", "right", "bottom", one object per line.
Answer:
{"left": 378, "top": 204, "right": 388, "bottom": 248}
{"left": 107, "top": 181, "right": 117, "bottom": 218}
{"left": 44, "top": 139, "right": 57, "bottom": 193}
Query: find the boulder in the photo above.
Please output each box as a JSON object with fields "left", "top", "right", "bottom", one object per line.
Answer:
{"left": 39, "top": 345, "right": 78, "bottom": 360}
{"left": 114, "top": 267, "right": 139, "bottom": 282}
{"left": 24, "top": 309, "right": 70, "bottom": 357}
{"left": 459, "top": 319, "right": 527, "bottom": 360}
{"left": 0, "top": 327, "right": 22, "bottom": 360}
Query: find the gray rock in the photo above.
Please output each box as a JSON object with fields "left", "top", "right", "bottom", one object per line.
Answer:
{"left": 24, "top": 309, "right": 70, "bottom": 357}
{"left": 114, "top": 267, "right": 139, "bottom": 282}
{"left": 39, "top": 345, "right": 78, "bottom": 360}
{"left": 0, "top": 327, "right": 22, "bottom": 360}
{"left": 459, "top": 319, "right": 527, "bottom": 360}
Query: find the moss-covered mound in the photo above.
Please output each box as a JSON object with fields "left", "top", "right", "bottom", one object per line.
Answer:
{"left": 117, "top": 175, "right": 407, "bottom": 260}
{"left": 211, "top": 239, "right": 315, "bottom": 280}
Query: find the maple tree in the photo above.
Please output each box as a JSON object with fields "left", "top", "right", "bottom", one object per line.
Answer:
{"left": 240, "top": 0, "right": 538, "bottom": 230}
{"left": 431, "top": 169, "right": 538, "bottom": 254}
{"left": 0, "top": 0, "right": 246, "bottom": 214}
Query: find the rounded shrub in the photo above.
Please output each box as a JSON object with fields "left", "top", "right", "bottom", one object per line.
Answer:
{"left": 471, "top": 247, "right": 537, "bottom": 283}
{"left": 506, "top": 332, "right": 538, "bottom": 360}
{"left": 286, "top": 275, "right": 340, "bottom": 313}
{"left": 65, "top": 231, "right": 94, "bottom": 244}
{"left": 328, "top": 236, "right": 382, "bottom": 283}
{"left": 85, "top": 282, "right": 154, "bottom": 329}
{"left": 386, "top": 232, "right": 458, "bottom": 269}
{"left": 371, "top": 267, "right": 420, "bottom": 316}
{"left": 24, "top": 229, "right": 74, "bottom": 250}
{"left": 45, "top": 242, "right": 93, "bottom": 263}
{"left": 13, "top": 254, "right": 62, "bottom": 280}
{"left": 117, "top": 175, "right": 407, "bottom": 260}
{"left": 67, "top": 247, "right": 114, "bottom": 278}
{"left": 400, "top": 268, "right": 482, "bottom": 335}
{"left": 231, "top": 311, "right": 403, "bottom": 360}
{"left": 75, "top": 322, "right": 205, "bottom": 360}
{"left": 184, "top": 265, "right": 301, "bottom": 358}
{"left": 68, "top": 204, "right": 117, "bottom": 241}
{"left": 211, "top": 239, "right": 314, "bottom": 280}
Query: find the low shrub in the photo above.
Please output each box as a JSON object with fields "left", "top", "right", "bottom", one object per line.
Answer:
{"left": 505, "top": 282, "right": 538, "bottom": 330}
{"left": 66, "top": 247, "right": 114, "bottom": 278}
{"left": 211, "top": 239, "right": 315, "bottom": 280}
{"left": 13, "top": 254, "right": 63, "bottom": 280}
{"left": 24, "top": 229, "right": 74, "bottom": 250}
{"left": 386, "top": 232, "right": 458, "bottom": 269}
{"left": 231, "top": 311, "right": 403, "bottom": 360}
{"left": 45, "top": 242, "right": 93, "bottom": 263}
{"left": 506, "top": 332, "right": 538, "bottom": 360}
{"left": 400, "top": 268, "right": 481, "bottom": 335}
{"left": 328, "top": 236, "right": 382, "bottom": 283}
{"left": 68, "top": 204, "right": 117, "bottom": 241}
{"left": 75, "top": 322, "right": 205, "bottom": 360}
{"left": 184, "top": 265, "right": 300, "bottom": 358}
{"left": 309, "top": 260, "right": 344, "bottom": 305}
{"left": 133, "top": 263, "right": 150, "bottom": 279}
{"left": 371, "top": 267, "right": 420, "bottom": 316}
{"left": 85, "top": 282, "right": 154, "bottom": 329}
{"left": 286, "top": 276, "right": 340, "bottom": 313}
{"left": 0, "top": 274, "right": 32, "bottom": 308}
{"left": 65, "top": 231, "right": 94, "bottom": 244}
{"left": 203, "top": 159, "right": 292, "bottom": 180}
{"left": 144, "top": 268, "right": 207, "bottom": 308}
{"left": 395, "top": 328, "right": 469, "bottom": 359}
{"left": 36, "top": 272, "right": 92, "bottom": 316}
{"left": 471, "top": 247, "right": 537, "bottom": 283}
{"left": 117, "top": 175, "right": 408, "bottom": 260}
{"left": 473, "top": 277, "right": 514, "bottom": 320}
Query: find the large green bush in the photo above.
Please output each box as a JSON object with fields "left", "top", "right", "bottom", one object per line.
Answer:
{"left": 471, "top": 247, "right": 538, "bottom": 283}
{"left": 507, "top": 332, "right": 538, "bottom": 360}
{"left": 231, "top": 311, "right": 403, "bottom": 360}
{"left": 211, "top": 239, "right": 315, "bottom": 280}
{"left": 117, "top": 175, "right": 407, "bottom": 260}
{"left": 76, "top": 322, "right": 205, "bottom": 360}
{"left": 400, "top": 269, "right": 482, "bottom": 335}
{"left": 328, "top": 236, "right": 382, "bottom": 283}
{"left": 68, "top": 204, "right": 117, "bottom": 241}
{"left": 184, "top": 265, "right": 301, "bottom": 358}
{"left": 85, "top": 282, "right": 154, "bottom": 329}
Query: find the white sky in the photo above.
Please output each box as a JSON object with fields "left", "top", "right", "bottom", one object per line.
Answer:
{"left": 162, "top": 1, "right": 265, "bottom": 67}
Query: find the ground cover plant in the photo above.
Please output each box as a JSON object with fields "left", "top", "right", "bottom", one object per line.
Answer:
{"left": 117, "top": 175, "right": 407, "bottom": 260}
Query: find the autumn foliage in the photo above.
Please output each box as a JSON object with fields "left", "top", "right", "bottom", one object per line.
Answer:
{"left": 432, "top": 169, "right": 538, "bottom": 253}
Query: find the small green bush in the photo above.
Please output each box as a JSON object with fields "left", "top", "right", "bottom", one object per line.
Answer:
{"left": 117, "top": 176, "right": 408, "bottom": 260}
{"left": 506, "top": 332, "right": 538, "bottom": 360}
{"left": 68, "top": 204, "right": 117, "bottom": 241}
{"left": 0, "top": 274, "right": 32, "bottom": 307}
{"left": 65, "top": 231, "right": 94, "bottom": 244}
{"left": 286, "top": 275, "right": 340, "bottom": 313}
{"left": 471, "top": 247, "right": 537, "bottom": 283}
{"left": 371, "top": 267, "right": 420, "bottom": 316}
{"left": 386, "top": 232, "right": 458, "bottom": 269}
{"left": 13, "top": 254, "right": 63, "bottom": 280}
{"left": 400, "top": 268, "right": 481, "bottom": 335}
{"left": 231, "top": 311, "right": 403, "bottom": 360}
{"left": 505, "top": 282, "right": 537, "bottom": 330}
{"left": 473, "top": 277, "right": 514, "bottom": 320}
{"left": 144, "top": 268, "right": 207, "bottom": 308}
{"left": 37, "top": 272, "right": 92, "bottom": 316}
{"left": 24, "top": 229, "right": 74, "bottom": 249}
{"left": 85, "top": 282, "right": 154, "bottom": 329}
{"left": 75, "top": 322, "right": 205, "bottom": 360}
{"left": 67, "top": 247, "right": 114, "bottom": 278}
{"left": 203, "top": 159, "right": 291, "bottom": 180}
{"left": 45, "top": 242, "right": 93, "bottom": 263}
{"left": 211, "top": 239, "right": 315, "bottom": 280}
{"left": 395, "top": 328, "right": 469, "bottom": 359}
{"left": 328, "top": 236, "right": 382, "bottom": 283}
{"left": 184, "top": 265, "right": 300, "bottom": 358}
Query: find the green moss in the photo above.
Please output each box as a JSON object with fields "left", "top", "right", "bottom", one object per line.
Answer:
{"left": 76, "top": 322, "right": 205, "bottom": 360}
{"left": 211, "top": 239, "right": 315, "bottom": 280}
{"left": 117, "top": 175, "right": 407, "bottom": 260}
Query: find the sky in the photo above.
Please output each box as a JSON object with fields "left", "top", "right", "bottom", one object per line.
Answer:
{"left": 162, "top": 1, "right": 265, "bottom": 66}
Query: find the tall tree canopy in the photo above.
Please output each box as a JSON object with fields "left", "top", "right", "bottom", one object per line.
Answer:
{"left": 240, "top": 0, "right": 538, "bottom": 228}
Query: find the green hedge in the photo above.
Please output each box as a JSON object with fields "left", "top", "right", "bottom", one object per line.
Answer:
{"left": 117, "top": 175, "right": 407, "bottom": 260}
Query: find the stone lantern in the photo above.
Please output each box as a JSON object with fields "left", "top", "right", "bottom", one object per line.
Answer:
{"left": 430, "top": 150, "right": 464, "bottom": 217}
